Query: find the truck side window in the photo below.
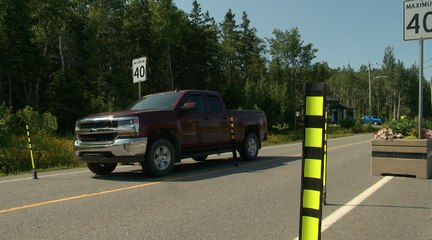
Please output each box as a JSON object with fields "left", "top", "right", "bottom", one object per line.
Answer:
{"left": 207, "top": 95, "right": 223, "bottom": 113}
{"left": 184, "top": 94, "right": 205, "bottom": 112}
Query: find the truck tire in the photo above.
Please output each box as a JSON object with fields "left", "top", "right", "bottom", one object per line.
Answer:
{"left": 87, "top": 163, "right": 117, "bottom": 175}
{"left": 239, "top": 132, "right": 259, "bottom": 161}
{"left": 142, "top": 139, "right": 175, "bottom": 177}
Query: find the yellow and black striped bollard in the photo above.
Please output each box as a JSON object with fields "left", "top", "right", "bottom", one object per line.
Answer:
{"left": 299, "top": 83, "right": 326, "bottom": 240}
{"left": 26, "top": 124, "right": 38, "bottom": 179}
{"left": 322, "top": 106, "right": 328, "bottom": 205}
{"left": 229, "top": 116, "right": 237, "bottom": 160}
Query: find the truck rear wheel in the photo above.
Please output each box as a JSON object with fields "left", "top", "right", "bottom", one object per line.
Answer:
{"left": 87, "top": 163, "right": 117, "bottom": 175}
{"left": 142, "top": 139, "right": 175, "bottom": 177}
{"left": 239, "top": 132, "right": 259, "bottom": 161}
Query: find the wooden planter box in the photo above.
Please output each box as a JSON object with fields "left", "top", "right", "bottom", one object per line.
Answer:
{"left": 371, "top": 139, "right": 432, "bottom": 179}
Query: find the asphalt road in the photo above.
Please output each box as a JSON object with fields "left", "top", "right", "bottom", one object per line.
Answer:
{"left": 0, "top": 134, "right": 431, "bottom": 240}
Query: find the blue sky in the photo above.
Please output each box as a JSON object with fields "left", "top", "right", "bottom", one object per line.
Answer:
{"left": 175, "top": 0, "right": 432, "bottom": 79}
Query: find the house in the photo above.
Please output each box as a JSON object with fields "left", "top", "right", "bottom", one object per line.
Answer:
{"left": 326, "top": 97, "right": 355, "bottom": 124}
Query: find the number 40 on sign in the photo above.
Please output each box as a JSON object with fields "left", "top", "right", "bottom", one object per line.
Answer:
{"left": 132, "top": 57, "right": 147, "bottom": 83}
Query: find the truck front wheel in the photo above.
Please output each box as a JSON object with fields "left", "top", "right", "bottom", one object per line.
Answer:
{"left": 239, "top": 132, "right": 259, "bottom": 161}
{"left": 142, "top": 139, "right": 175, "bottom": 177}
{"left": 87, "top": 163, "right": 117, "bottom": 175}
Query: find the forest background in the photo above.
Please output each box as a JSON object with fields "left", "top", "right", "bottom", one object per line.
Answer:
{"left": 1, "top": 0, "right": 431, "bottom": 135}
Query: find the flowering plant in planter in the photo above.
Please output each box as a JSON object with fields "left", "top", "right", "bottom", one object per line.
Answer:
{"left": 374, "top": 118, "right": 432, "bottom": 140}
{"left": 374, "top": 128, "right": 403, "bottom": 140}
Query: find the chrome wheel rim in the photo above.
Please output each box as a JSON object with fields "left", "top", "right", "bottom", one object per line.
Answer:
{"left": 247, "top": 137, "right": 257, "bottom": 156}
{"left": 153, "top": 145, "right": 171, "bottom": 170}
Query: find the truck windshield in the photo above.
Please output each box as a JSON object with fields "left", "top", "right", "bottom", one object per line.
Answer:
{"left": 130, "top": 92, "right": 181, "bottom": 111}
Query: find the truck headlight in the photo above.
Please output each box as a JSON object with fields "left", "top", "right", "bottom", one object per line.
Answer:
{"left": 75, "top": 121, "right": 80, "bottom": 139}
{"left": 117, "top": 117, "right": 139, "bottom": 136}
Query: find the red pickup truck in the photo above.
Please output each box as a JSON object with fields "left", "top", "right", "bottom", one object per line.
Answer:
{"left": 74, "top": 90, "right": 267, "bottom": 177}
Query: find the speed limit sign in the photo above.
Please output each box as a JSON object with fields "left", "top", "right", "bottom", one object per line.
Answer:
{"left": 404, "top": 0, "right": 432, "bottom": 40}
{"left": 132, "top": 57, "right": 147, "bottom": 83}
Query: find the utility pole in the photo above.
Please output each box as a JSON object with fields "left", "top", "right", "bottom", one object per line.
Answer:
{"left": 368, "top": 63, "right": 372, "bottom": 126}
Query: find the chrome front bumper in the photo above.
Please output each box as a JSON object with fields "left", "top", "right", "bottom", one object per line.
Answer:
{"left": 74, "top": 137, "right": 148, "bottom": 163}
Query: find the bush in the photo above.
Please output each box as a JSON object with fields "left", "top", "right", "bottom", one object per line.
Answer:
{"left": 0, "top": 136, "right": 29, "bottom": 174}
{"left": 388, "top": 118, "right": 416, "bottom": 136}
{"left": 31, "top": 135, "right": 80, "bottom": 170}
{"left": 0, "top": 107, "right": 78, "bottom": 175}
{"left": 0, "top": 135, "right": 81, "bottom": 175}
{"left": 339, "top": 118, "right": 356, "bottom": 129}
{"left": 424, "top": 119, "right": 432, "bottom": 129}
{"left": 271, "top": 122, "right": 290, "bottom": 134}
{"left": 13, "top": 106, "right": 58, "bottom": 136}
{"left": 352, "top": 122, "right": 372, "bottom": 133}
{"left": 0, "top": 102, "right": 13, "bottom": 145}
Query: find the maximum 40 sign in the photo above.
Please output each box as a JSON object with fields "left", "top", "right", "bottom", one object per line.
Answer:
{"left": 404, "top": 0, "right": 432, "bottom": 41}
{"left": 132, "top": 57, "right": 147, "bottom": 83}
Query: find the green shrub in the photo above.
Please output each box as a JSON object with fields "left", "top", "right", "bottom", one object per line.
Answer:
{"left": 388, "top": 118, "right": 416, "bottom": 136}
{"left": 41, "top": 112, "right": 58, "bottom": 135}
{"left": 271, "top": 122, "right": 290, "bottom": 134}
{"left": 0, "top": 135, "right": 81, "bottom": 175}
{"left": 0, "top": 102, "right": 13, "bottom": 145}
{"left": 424, "top": 119, "right": 432, "bottom": 129}
{"left": 0, "top": 107, "right": 76, "bottom": 176}
{"left": 29, "top": 135, "right": 79, "bottom": 169}
{"left": 339, "top": 118, "right": 355, "bottom": 129}
{"left": 352, "top": 122, "right": 371, "bottom": 133}
{"left": 0, "top": 137, "right": 28, "bottom": 174}
{"left": 13, "top": 106, "right": 58, "bottom": 136}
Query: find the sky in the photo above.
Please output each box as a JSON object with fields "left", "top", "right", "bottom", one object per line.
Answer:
{"left": 175, "top": 0, "right": 432, "bottom": 79}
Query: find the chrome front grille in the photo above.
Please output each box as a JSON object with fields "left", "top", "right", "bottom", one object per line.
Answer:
{"left": 77, "top": 118, "right": 118, "bottom": 143}
{"left": 79, "top": 120, "right": 118, "bottom": 129}
{"left": 76, "top": 116, "right": 139, "bottom": 143}
{"left": 79, "top": 133, "right": 118, "bottom": 142}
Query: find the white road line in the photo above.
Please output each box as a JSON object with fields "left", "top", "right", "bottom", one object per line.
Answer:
{"left": 322, "top": 176, "right": 393, "bottom": 231}
{"left": 293, "top": 176, "right": 393, "bottom": 240}
{"left": 0, "top": 165, "right": 138, "bottom": 184}
{"left": 0, "top": 170, "right": 90, "bottom": 183}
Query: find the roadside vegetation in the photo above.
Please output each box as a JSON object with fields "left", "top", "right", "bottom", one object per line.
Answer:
{"left": 1, "top": 109, "right": 427, "bottom": 176}
{"left": 1, "top": 105, "right": 378, "bottom": 176}
{"left": 0, "top": 104, "right": 82, "bottom": 176}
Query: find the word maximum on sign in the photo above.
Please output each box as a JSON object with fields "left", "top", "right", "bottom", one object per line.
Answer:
{"left": 405, "top": 1, "right": 432, "bottom": 9}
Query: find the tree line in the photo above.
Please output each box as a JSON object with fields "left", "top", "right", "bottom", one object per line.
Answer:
{"left": 0, "top": 0, "right": 430, "bottom": 134}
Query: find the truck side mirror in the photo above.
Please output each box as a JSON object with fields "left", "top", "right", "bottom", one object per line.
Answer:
{"left": 181, "top": 102, "right": 197, "bottom": 112}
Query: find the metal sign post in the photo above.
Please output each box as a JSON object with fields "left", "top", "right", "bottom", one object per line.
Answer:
{"left": 403, "top": 0, "right": 432, "bottom": 138}
{"left": 419, "top": 39, "right": 424, "bottom": 138}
